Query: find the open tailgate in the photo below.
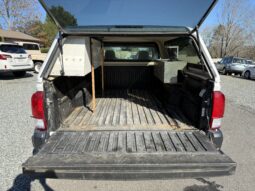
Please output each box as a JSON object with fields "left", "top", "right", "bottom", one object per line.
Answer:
{"left": 23, "top": 130, "right": 236, "bottom": 180}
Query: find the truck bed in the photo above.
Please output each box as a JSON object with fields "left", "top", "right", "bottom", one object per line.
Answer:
{"left": 62, "top": 89, "right": 194, "bottom": 131}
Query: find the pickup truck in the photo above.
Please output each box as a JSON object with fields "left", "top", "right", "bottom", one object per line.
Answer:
{"left": 22, "top": 0, "right": 236, "bottom": 180}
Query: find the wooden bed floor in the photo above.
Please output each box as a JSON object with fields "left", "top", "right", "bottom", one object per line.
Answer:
{"left": 63, "top": 90, "right": 194, "bottom": 131}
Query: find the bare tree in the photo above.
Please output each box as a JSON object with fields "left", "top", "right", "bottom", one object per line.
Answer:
{"left": 0, "top": 0, "right": 41, "bottom": 30}
{"left": 217, "top": 0, "right": 253, "bottom": 57}
{"left": 203, "top": 0, "right": 255, "bottom": 59}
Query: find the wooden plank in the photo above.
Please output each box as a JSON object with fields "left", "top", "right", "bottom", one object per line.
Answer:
{"left": 130, "top": 91, "right": 140, "bottom": 125}
{"left": 135, "top": 132, "right": 146, "bottom": 152}
{"left": 64, "top": 107, "right": 83, "bottom": 125}
{"left": 126, "top": 91, "right": 134, "bottom": 125}
{"left": 112, "top": 92, "right": 121, "bottom": 126}
{"left": 148, "top": 93, "right": 169, "bottom": 125}
{"left": 119, "top": 91, "right": 127, "bottom": 125}
{"left": 98, "top": 95, "right": 112, "bottom": 126}
{"left": 151, "top": 94, "right": 176, "bottom": 126}
{"left": 139, "top": 91, "right": 154, "bottom": 125}
{"left": 177, "top": 132, "right": 195, "bottom": 152}
{"left": 73, "top": 108, "right": 88, "bottom": 126}
{"left": 89, "top": 98, "right": 106, "bottom": 125}
{"left": 100, "top": 48, "right": 105, "bottom": 94}
{"left": 160, "top": 132, "right": 176, "bottom": 152}
{"left": 105, "top": 92, "right": 117, "bottom": 125}
{"left": 79, "top": 107, "right": 93, "bottom": 126}
{"left": 152, "top": 132, "right": 166, "bottom": 152}
{"left": 143, "top": 132, "right": 156, "bottom": 152}
{"left": 166, "top": 108, "right": 188, "bottom": 128}
{"left": 91, "top": 51, "right": 96, "bottom": 112}
{"left": 143, "top": 91, "right": 162, "bottom": 125}
{"left": 135, "top": 90, "right": 147, "bottom": 125}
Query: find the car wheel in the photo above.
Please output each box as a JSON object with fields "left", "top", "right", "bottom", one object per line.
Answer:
{"left": 222, "top": 68, "right": 227, "bottom": 75}
{"left": 13, "top": 71, "right": 26, "bottom": 77}
{"left": 244, "top": 71, "right": 251, "bottom": 79}
{"left": 34, "top": 62, "right": 43, "bottom": 73}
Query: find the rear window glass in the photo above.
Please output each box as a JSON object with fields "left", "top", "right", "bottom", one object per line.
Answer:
{"left": 23, "top": 43, "right": 40, "bottom": 50}
{"left": 165, "top": 37, "right": 200, "bottom": 64}
{"left": 104, "top": 44, "right": 159, "bottom": 61}
{"left": 0, "top": 45, "right": 26, "bottom": 54}
{"left": 233, "top": 58, "right": 245, "bottom": 64}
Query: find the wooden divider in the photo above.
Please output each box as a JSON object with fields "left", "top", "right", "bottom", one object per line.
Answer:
{"left": 90, "top": 39, "right": 96, "bottom": 112}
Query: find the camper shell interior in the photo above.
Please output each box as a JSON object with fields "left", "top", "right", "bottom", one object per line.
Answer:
{"left": 43, "top": 35, "right": 213, "bottom": 134}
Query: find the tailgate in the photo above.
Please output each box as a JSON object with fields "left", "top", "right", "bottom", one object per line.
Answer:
{"left": 23, "top": 130, "right": 236, "bottom": 180}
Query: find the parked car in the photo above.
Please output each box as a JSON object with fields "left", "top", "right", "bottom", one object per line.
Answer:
{"left": 23, "top": 0, "right": 236, "bottom": 180}
{"left": 0, "top": 42, "right": 34, "bottom": 77}
{"left": 216, "top": 56, "right": 248, "bottom": 75}
{"left": 243, "top": 61, "right": 255, "bottom": 79}
{"left": 16, "top": 42, "right": 47, "bottom": 73}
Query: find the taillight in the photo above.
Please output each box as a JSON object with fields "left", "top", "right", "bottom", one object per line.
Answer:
{"left": 0, "top": 54, "right": 12, "bottom": 60}
{"left": 210, "top": 91, "right": 225, "bottom": 129}
{"left": 31, "top": 91, "right": 47, "bottom": 131}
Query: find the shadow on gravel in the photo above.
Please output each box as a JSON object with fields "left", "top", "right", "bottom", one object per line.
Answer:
{"left": 8, "top": 174, "right": 54, "bottom": 191}
{"left": 0, "top": 72, "right": 34, "bottom": 80}
{"left": 183, "top": 178, "right": 223, "bottom": 191}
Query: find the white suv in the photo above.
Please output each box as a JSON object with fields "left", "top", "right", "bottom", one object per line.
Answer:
{"left": 0, "top": 42, "right": 34, "bottom": 77}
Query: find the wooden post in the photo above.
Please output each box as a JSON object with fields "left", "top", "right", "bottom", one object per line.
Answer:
{"left": 90, "top": 39, "right": 96, "bottom": 112}
{"left": 100, "top": 47, "right": 105, "bottom": 95}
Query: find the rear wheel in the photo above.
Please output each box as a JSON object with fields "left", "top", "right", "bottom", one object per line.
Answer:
{"left": 13, "top": 71, "right": 26, "bottom": 77}
{"left": 34, "top": 62, "right": 43, "bottom": 73}
{"left": 244, "top": 71, "right": 251, "bottom": 79}
{"left": 222, "top": 68, "right": 227, "bottom": 75}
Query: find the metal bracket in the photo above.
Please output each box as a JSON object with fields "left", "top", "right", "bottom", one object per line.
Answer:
{"left": 58, "top": 31, "right": 65, "bottom": 76}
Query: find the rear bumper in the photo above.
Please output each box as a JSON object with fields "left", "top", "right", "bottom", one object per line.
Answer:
{"left": 32, "top": 129, "right": 48, "bottom": 150}
{"left": 0, "top": 61, "right": 34, "bottom": 72}
{"left": 208, "top": 129, "right": 223, "bottom": 149}
{"left": 23, "top": 160, "right": 236, "bottom": 180}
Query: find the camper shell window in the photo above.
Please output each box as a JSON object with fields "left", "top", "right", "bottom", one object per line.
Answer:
{"left": 104, "top": 43, "right": 159, "bottom": 61}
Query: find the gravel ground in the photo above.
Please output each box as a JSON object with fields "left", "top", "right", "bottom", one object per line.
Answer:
{"left": 0, "top": 72, "right": 43, "bottom": 191}
{"left": 1, "top": 73, "right": 255, "bottom": 191}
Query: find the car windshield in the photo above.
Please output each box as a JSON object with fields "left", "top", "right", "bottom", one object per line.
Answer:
{"left": 22, "top": 43, "right": 40, "bottom": 50}
{"left": 104, "top": 44, "right": 159, "bottom": 61}
{"left": 0, "top": 45, "right": 26, "bottom": 54}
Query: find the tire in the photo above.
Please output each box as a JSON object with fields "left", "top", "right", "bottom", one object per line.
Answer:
{"left": 222, "top": 68, "right": 227, "bottom": 75}
{"left": 34, "top": 62, "right": 43, "bottom": 73}
{"left": 13, "top": 71, "right": 26, "bottom": 77}
{"left": 244, "top": 71, "right": 251, "bottom": 79}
